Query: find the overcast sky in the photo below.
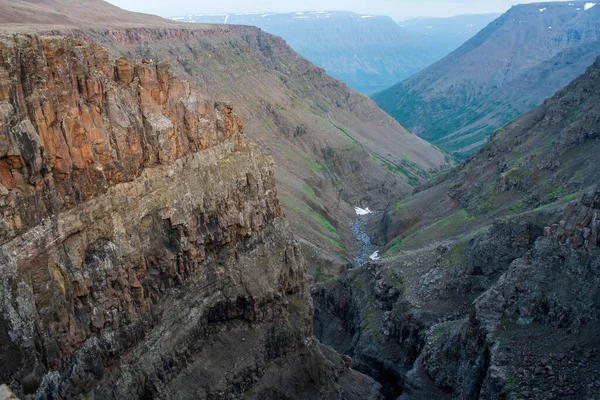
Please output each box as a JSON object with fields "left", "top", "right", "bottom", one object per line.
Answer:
{"left": 105, "top": 0, "right": 567, "bottom": 19}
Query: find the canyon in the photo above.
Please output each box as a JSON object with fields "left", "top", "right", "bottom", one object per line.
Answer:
{"left": 0, "top": 0, "right": 599, "bottom": 399}
{"left": 315, "top": 55, "right": 600, "bottom": 399}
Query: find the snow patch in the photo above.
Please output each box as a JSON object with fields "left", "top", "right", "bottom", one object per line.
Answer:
{"left": 585, "top": 2, "right": 596, "bottom": 10}
{"left": 548, "top": 26, "right": 552, "bottom": 29}
{"left": 539, "top": 8, "right": 546, "bottom": 12}
{"left": 224, "top": 14, "right": 230, "bottom": 24}
{"left": 361, "top": 15, "right": 373, "bottom": 18}
{"left": 369, "top": 251, "right": 381, "bottom": 261}
{"left": 355, "top": 207, "right": 372, "bottom": 216}
{"left": 293, "top": 16, "right": 309, "bottom": 19}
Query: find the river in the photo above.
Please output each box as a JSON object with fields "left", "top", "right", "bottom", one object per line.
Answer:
{"left": 352, "top": 207, "right": 379, "bottom": 265}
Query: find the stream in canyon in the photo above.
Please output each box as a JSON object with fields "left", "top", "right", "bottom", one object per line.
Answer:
{"left": 352, "top": 207, "right": 379, "bottom": 266}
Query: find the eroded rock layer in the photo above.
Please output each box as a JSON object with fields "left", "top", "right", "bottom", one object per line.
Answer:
{"left": 0, "top": 34, "right": 381, "bottom": 399}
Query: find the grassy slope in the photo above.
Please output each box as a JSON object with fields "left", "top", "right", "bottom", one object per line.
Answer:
{"left": 376, "top": 56, "right": 600, "bottom": 255}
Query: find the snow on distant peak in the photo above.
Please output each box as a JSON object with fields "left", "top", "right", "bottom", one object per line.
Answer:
{"left": 369, "top": 251, "right": 381, "bottom": 261}
{"left": 224, "top": 15, "right": 230, "bottom": 24}
{"left": 539, "top": 8, "right": 546, "bottom": 12}
{"left": 361, "top": 15, "right": 374, "bottom": 18}
{"left": 585, "top": 2, "right": 596, "bottom": 10}
{"left": 355, "top": 207, "right": 372, "bottom": 216}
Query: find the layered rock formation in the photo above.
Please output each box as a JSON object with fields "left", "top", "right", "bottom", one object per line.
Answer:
{"left": 0, "top": 34, "right": 381, "bottom": 399}
{"left": 0, "top": 0, "right": 452, "bottom": 280}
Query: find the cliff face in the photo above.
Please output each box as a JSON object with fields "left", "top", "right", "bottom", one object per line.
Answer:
{"left": 0, "top": 34, "right": 381, "bottom": 399}
{"left": 0, "top": 34, "right": 248, "bottom": 238}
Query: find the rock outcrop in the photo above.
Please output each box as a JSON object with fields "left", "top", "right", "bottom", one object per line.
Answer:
{"left": 0, "top": 34, "right": 381, "bottom": 399}
{"left": 314, "top": 56, "right": 600, "bottom": 398}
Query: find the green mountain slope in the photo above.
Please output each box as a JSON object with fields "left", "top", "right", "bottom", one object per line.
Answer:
{"left": 376, "top": 55, "right": 600, "bottom": 254}
{"left": 374, "top": 1, "right": 600, "bottom": 158}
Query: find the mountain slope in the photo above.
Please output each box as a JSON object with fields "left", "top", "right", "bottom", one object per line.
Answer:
{"left": 398, "top": 13, "right": 500, "bottom": 61}
{"left": 170, "top": 11, "right": 442, "bottom": 95}
{"left": 377, "top": 54, "right": 600, "bottom": 252}
{"left": 0, "top": 0, "right": 173, "bottom": 26}
{"left": 0, "top": 0, "right": 452, "bottom": 277}
{"left": 374, "top": 1, "right": 600, "bottom": 157}
{"left": 315, "top": 55, "right": 600, "bottom": 400}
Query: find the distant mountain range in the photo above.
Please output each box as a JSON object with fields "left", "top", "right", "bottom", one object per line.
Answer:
{"left": 169, "top": 11, "right": 496, "bottom": 95}
{"left": 398, "top": 13, "right": 500, "bottom": 61}
{"left": 374, "top": 1, "right": 600, "bottom": 157}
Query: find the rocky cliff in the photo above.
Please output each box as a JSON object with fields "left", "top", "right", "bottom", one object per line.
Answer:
{"left": 314, "top": 56, "right": 600, "bottom": 399}
{"left": 0, "top": 34, "right": 381, "bottom": 399}
{"left": 374, "top": 1, "right": 600, "bottom": 157}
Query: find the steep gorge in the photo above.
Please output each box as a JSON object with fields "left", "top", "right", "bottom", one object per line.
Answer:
{"left": 0, "top": 34, "right": 382, "bottom": 399}
{"left": 315, "top": 56, "right": 600, "bottom": 399}
{"left": 88, "top": 25, "right": 451, "bottom": 278}
{"left": 0, "top": 0, "right": 452, "bottom": 280}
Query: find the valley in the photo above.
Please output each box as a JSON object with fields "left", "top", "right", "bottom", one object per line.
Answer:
{"left": 374, "top": 1, "right": 600, "bottom": 157}
{"left": 316, "top": 55, "right": 600, "bottom": 400}
{"left": 0, "top": 0, "right": 599, "bottom": 399}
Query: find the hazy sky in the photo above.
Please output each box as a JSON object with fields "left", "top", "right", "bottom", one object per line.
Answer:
{"left": 105, "top": 0, "right": 567, "bottom": 19}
